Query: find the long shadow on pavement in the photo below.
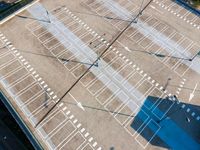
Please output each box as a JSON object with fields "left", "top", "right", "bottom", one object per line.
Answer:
{"left": 130, "top": 95, "right": 200, "bottom": 150}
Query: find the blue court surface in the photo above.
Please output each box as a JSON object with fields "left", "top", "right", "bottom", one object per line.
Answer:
{"left": 131, "top": 96, "right": 200, "bottom": 150}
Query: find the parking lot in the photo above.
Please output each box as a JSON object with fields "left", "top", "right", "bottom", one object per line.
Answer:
{"left": 0, "top": 0, "right": 200, "bottom": 149}
{"left": 0, "top": 32, "right": 102, "bottom": 149}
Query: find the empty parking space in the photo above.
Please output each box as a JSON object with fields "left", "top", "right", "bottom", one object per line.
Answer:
{"left": 60, "top": 132, "right": 86, "bottom": 150}
{"left": 0, "top": 0, "right": 199, "bottom": 149}
{"left": 23, "top": 92, "right": 51, "bottom": 116}
{"left": 47, "top": 120, "right": 77, "bottom": 149}
{"left": 131, "top": 79, "right": 153, "bottom": 100}
{"left": 1, "top": 67, "right": 29, "bottom": 87}
{"left": 114, "top": 100, "right": 138, "bottom": 125}
{"left": 0, "top": 53, "right": 15, "bottom": 68}
{"left": 0, "top": 60, "right": 22, "bottom": 79}
{"left": 15, "top": 83, "right": 43, "bottom": 106}
{"left": 125, "top": 109, "right": 150, "bottom": 136}
{"left": 123, "top": 71, "right": 145, "bottom": 91}
{"left": 105, "top": 91, "right": 129, "bottom": 114}
{"left": 114, "top": 64, "right": 135, "bottom": 82}
{"left": 8, "top": 75, "right": 36, "bottom": 96}
{"left": 82, "top": 144, "right": 94, "bottom": 150}
{"left": 88, "top": 75, "right": 110, "bottom": 95}
{"left": 80, "top": 71, "right": 98, "bottom": 87}
{"left": 144, "top": 88, "right": 164, "bottom": 109}
{"left": 135, "top": 120, "right": 160, "bottom": 148}
{"left": 153, "top": 0, "right": 200, "bottom": 28}
{"left": 39, "top": 110, "right": 68, "bottom": 138}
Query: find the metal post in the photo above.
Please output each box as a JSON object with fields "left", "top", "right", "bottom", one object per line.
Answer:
{"left": 139, "top": 0, "right": 145, "bottom": 15}
{"left": 134, "top": 0, "right": 145, "bottom": 23}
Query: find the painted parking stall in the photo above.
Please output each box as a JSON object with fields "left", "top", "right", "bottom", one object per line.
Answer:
{"left": 0, "top": 30, "right": 101, "bottom": 150}
{"left": 84, "top": 0, "right": 200, "bottom": 77}
{"left": 25, "top": 3, "right": 197, "bottom": 148}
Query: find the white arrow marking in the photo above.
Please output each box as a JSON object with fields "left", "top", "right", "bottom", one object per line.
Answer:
{"left": 70, "top": 94, "right": 85, "bottom": 111}
{"left": 189, "top": 83, "right": 198, "bottom": 101}
{"left": 77, "top": 102, "right": 85, "bottom": 111}
{"left": 125, "top": 47, "right": 131, "bottom": 52}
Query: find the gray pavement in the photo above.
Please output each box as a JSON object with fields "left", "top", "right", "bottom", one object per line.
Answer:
{"left": 28, "top": 3, "right": 147, "bottom": 115}
{"left": 98, "top": 0, "right": 200, "bottom": 74}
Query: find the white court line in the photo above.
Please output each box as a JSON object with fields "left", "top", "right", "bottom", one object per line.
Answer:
{"left": 37, "top": 31, "right": 59, "bottom": 43}
{"left": 0, "top": 47, "right": 11, "bottom": 57}
{"left": 152, "top": 97, "right": 175, "bottom": 120}
{"left": 31, "top": 26, "right": 49, "bottom": 37}
{"left": 96, "top": 82, "right": 120, "bottom": 105}
{"left": 154, "top": 0, "right": 199, "bottom": 29}
{"left": 131, "top": 79, "right": 154, "bottom": 101}
{"left": 150, "top": 5, "right": 164, "bottom": 14}
{"left": 50, "top": 44, "right": 67, "bottom": 57}
{"left": 122, "top": 71, "right": 145, "bottom": 92}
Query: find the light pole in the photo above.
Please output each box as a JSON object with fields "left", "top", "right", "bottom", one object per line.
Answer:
{"left": 44, "top": 7, "right": 51, "bottom": 23}
{"left": 134, "top": 0, "right": 145, "bottom": 23}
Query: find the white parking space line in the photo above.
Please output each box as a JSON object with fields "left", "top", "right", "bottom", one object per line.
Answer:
{"left": 153, "top": 0, "right": 200, "bottom": 29}
{"left": 27, "top": 0, "right": 180, "bottom": 130}
{"left": 135, "top": 119, "right": 160, "bottom": 149}
{"left": 85, "top": 0, "right": 200, "bottom": 77}
{"left": 94, "top": 0, "right": 200, "bottom": 76}
{"left": 0, "top": 31, "right": 102, "bottom": 150}
{"left": 21, "top": 2, "right": 200, "bottom": 149}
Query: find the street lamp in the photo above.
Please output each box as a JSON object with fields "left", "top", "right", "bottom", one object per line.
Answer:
{"left": 44, "top": 7, "right": 51, "bottom": 23}
{"left": 134, "top": 0, "right": 145, "bottom": 23}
